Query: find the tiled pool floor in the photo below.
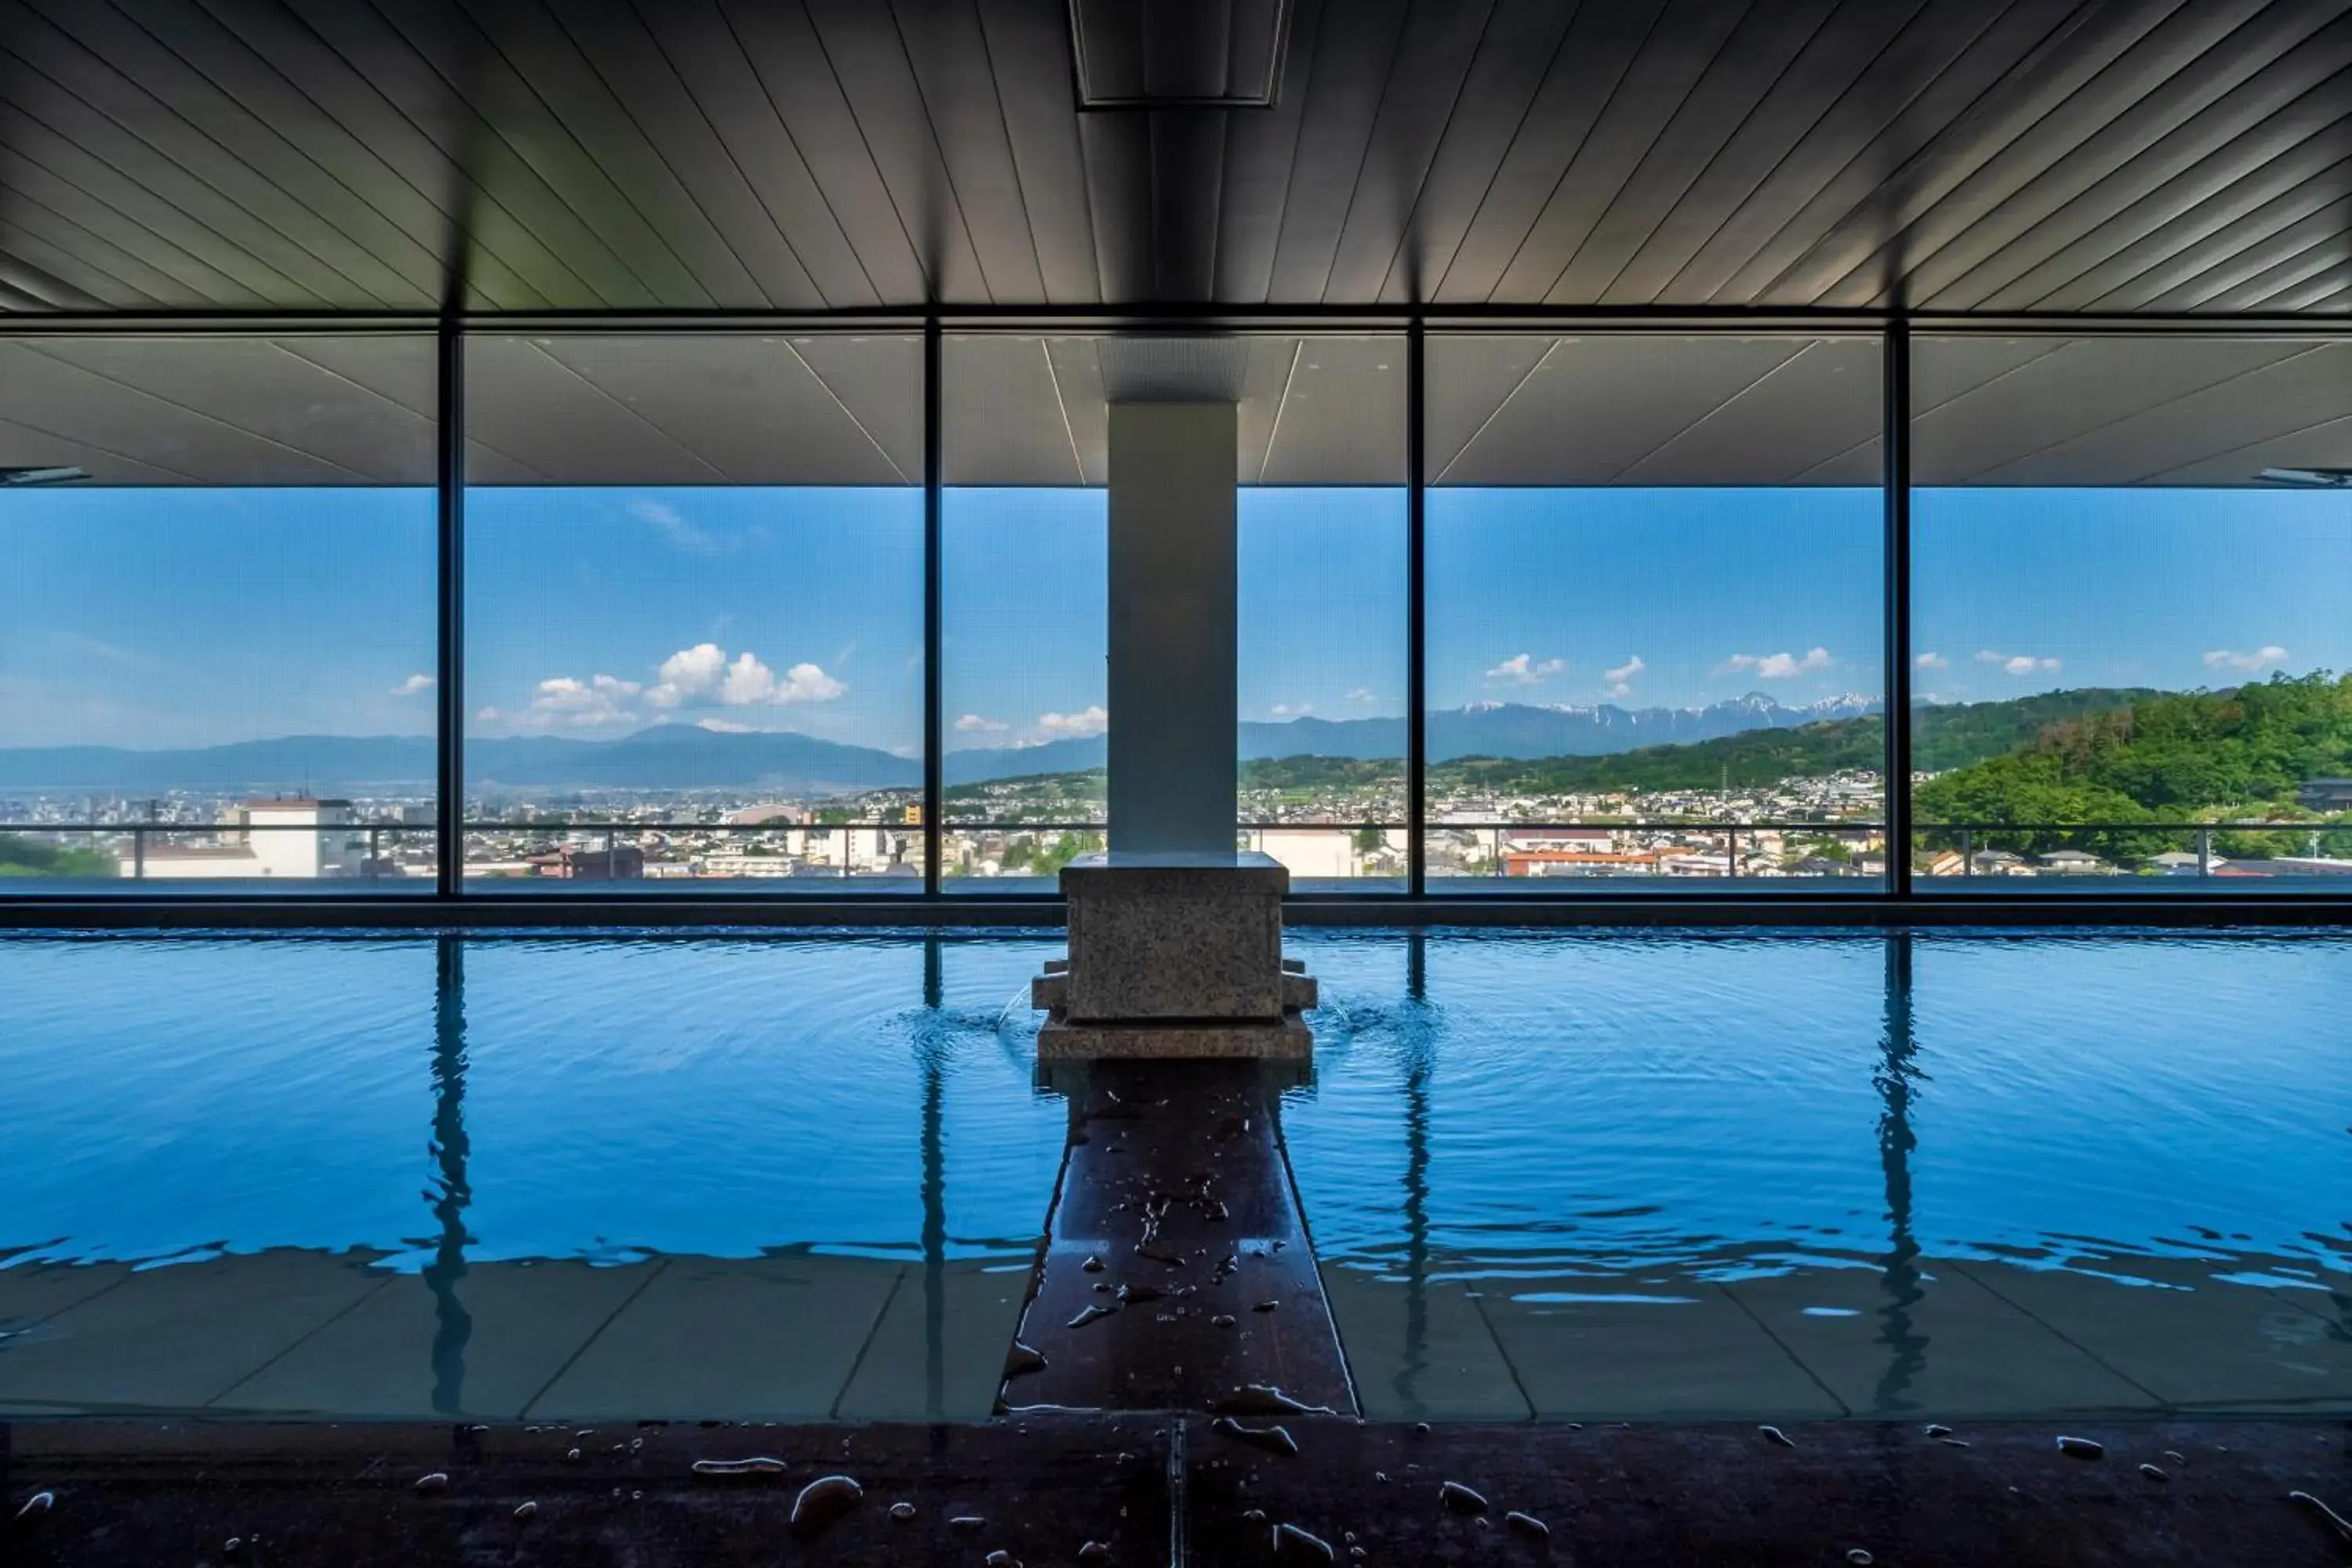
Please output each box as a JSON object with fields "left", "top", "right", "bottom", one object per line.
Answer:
{"left": 3, "top": 1247, "right": 2344, "bottom": 1423}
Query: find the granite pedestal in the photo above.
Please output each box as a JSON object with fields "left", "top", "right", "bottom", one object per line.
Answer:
{"left": 1033, "top": 851, "right": 1315, "bottom": 1059}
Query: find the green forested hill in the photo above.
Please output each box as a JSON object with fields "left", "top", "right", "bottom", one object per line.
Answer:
{"left": 1913, "top": 672, "right": 2352, "bottom": 854}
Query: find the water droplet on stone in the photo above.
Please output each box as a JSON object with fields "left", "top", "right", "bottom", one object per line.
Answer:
{"left": 1006, "top": 1340, "right": 1049, "bottom": 1378}
{"left": 1925, "top": 1424, "right": 1954, "bottom": 1438}
{"left": 565, "top": 1447, "right": 583, "bottom": 1463}
{"left": 1273, "top": 1521, "right": 1336, "bottom": 1562}
{"left": 1938, "top": 1436, "right": 1973, "bottom": 1448}
{"left": 1759, "top": 1425, "right": 1795, "bottom": 1449}
{"left": 1253, "top": 1299, "right": 1279, "bottom": 1312}
{"left": 2139, "top": 1463, "right": 2169, "bottom": 1483}
{"left": 1846, "top": 1551, "right": 1874, "bottom": 1566}
{"left": 1211, "top": 1312, "right": 1236, "bottom": 1327}
{"left": 15, "top": 1491, "right": 54, "bottom": 1521}
{"left": 1413, "top": 1422, "right": 1430, "bottom": 1436}
{"left": 2056, "top": 1436, "right": 2104, "bottom": 1459}
{"left": 1083, "top": 1254, "right": 1105, "bottom": 1272}
{"left": 1213, "top": 1417, "right": 1301, "bottom": 1457}
{"left": 984, "top": 1552, "right": 1019, "bottom": 1568}
{"left": 951, "top": 1515, "right": 987, "bottom": 1531}
{"left": 224, "top": 1539, "right": 242, "bottom": 1555}
{"left": 1077, "top": 1540, "right": 1111, "bottom": 1561}
{"left": 1119, "top": 1283, "right": 1165, "bottom": 1305}
{"left": 691, "top": 1456, "right": 787, "bottom": 1475}
{"left": 513, "top": 1501, "right": 539, "bottom": 1520}
{"left": 788, "top": 1474, "right": 863, "bottom": 1540}
{"left": 2289, "top": 1490, "right": 2352, "bottom": 1544}
{"left": 1439, "top": 1480, "right": 1489, "bottom": 1515}
{"left": 414, "top": 1472, "right": 449, "bottom": 1493}
{"left": 1507, "top": 1510, "right": 1549, "bottom": 1538}
{"left": 888, "top": 1501, "right": 916, "bottom": 1521}
{"left": 2162, "top": 1450, "right": 2186, "bottom": 1466}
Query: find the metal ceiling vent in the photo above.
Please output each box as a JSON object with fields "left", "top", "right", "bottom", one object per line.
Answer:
{"left": 1069, "top": 0, "right": 1292, "bottom": 110}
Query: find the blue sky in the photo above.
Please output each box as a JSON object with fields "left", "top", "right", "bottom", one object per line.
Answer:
{"left": 1, "top": 485, "right": 2344, "bottom": 752}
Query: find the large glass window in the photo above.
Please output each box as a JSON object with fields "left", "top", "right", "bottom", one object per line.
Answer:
{"left": 1425, "top": 335, "right": 1886, "bottom": 891}
{"left": 0, "top": 334, "right": 438, "bottom": 892}
{"left": 1911, "top": 335, "right": 2352, "bottom": 890}
{"left": 463, "top": 332, "right": 923, "bottom": 889}
{"left": 940, "top": 335, "right": 1110, "bottom": 891}
{"left": 1238, "top": 336, "right": 1406, "bottom": 888}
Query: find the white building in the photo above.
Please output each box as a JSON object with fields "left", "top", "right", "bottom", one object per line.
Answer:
{"left": 124, "top": 798, "right": 365, "bottom": 880}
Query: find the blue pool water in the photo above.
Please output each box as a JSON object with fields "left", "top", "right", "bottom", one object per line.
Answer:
{"left": 2, "top": 931, "right": 2346, "bottom": 1294}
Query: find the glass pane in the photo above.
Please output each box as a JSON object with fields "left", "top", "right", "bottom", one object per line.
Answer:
{"left": 462, "top": 332, "right": 924, "bottom": 890}
{"left": 1911, "top": 336, "right": 2352, "bottom": 889}
{"left": 1425, "top": 334, "right": 1887, "bottom": 892}
{"left": 1238, "top": 336, "right": 1407, "bottom": 889}
{"left": 0, "top": 335, "right": 438, "bottom": 892}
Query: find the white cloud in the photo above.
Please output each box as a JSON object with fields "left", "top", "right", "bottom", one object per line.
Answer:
{"left": 388, "top": 673, "right": 435, "bottom": 696}
{"left": 630, "top": 497, "right": 724, "bottom": 555}
{"left": 528, "top": 673, "right": 641, "bottom": 727}
{"left": 1486, "top": 652, "right": 1566, "bottom": 684}
{"left": 1976, "top": 649, "right": 2061, "bottom": 676}
{"left": 956, "top": 713, "right": 1011, "bottom": 735}
{"left": 2202, "top": 644, "right": 2289, "bottom": 673}
{"left": 1603, "top": 655, "right": 1646, "bottom": 684}
{"left": 474, "top": 706, "right": 503, "bottom": 724}
{"left": 1724, "top": 647, "right": 1831, "bottom": 680}
{"left": 696, "top": 717, "right": 756, "bottom": 733}
{"left": 1270, "top": 702, "right": 1313, "bottom": 719}
{"left": 645, "top": 642, "right": 846, "bottom": 709}
{"left": 1036, "top": 705, "right": 1108, "bottom": 739}
{"left": 1914, "top": 652, "right": 1949, "bottom": 670}
{"left": 1347, "top": 687, "right": 1377, "bottom": 705}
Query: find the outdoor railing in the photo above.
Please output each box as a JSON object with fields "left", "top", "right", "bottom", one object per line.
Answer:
{"left": 3, "top": 815, "right": 2346, "bottom": 886}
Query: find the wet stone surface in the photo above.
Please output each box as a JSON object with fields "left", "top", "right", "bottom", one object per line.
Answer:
{"left": 1000, "top": 1060, "right": 1355, "bottom": 1417}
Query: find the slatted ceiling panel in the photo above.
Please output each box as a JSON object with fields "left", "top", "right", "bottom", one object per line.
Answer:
{"left": 1592, "top": 0, "right": 1931, "bottom": 307}
{"left": 1697, "top": 0, "right": 2093, "bottom": 307}
{"left": 1426, "top": 0, "right": 1665, "bottom": 306}
{"left": 462, "top": 335, "right": 920, "bottom": 484}
{"left": 1488, "top": 0, "right": 1759, "bottom": 307}
{"left": 786, "top": 334, "right": 926, "bottom": 481}
{"left": 1979, "top": 341, "right": 2352, "bottom": 482}
{"left": 1315, "top": 0, "right": 1495, "bottom": 306}
{"left": 803, "top": 0, "right": 993, "bottom": 304}
{"left": 35, "top": 0, "right": 447, "bottom": 307}
{"left": 1547, "top": 0, "right": 1859, "bottom": 307}
{"left": 1423, "top": 334, "right": 1552, "bottom": 477}
{"left": 184, "top": 0, "right": 552, "bottom": 313}
{"left": 1910, "top": 336, "right": 2310, "bottom": 483}
{"left": 0, "top": 338, "right": 410, "bottom": 482}
{"left": 1252, "top": 337, "right": 1406, "bottom": 483}
{"left": 539, "top": 1, "right": 826, "bottom": 310}
{"left": 1043, "top": 336, "right": 1109, "bottom": 481}
{"left": 24, "top": 336, "right": 437, "bottom": 481}
{"left": 975, "top": 0, "right": 1100, "bottom": 304}
{"left": 1149, "top": 111, "right": 1223, "bottom": 300}
{"left": 1210, "top": 0, "right": 1323, "bottom": 303}
{"left": 1927, "top": 41, "right": 2352, "bottom": 312}
{"left": 1, "top": 0, "right": 2349, "bottom": 314}
{"left": 941, "top": 333, "right": 1081, "bottom": 485}
{"left": 1263, "top": 0, "right": 1410, "bottom": 303}
{"left": 720, "top": 2, "right": 931, "bottom": 307}
{"left": 1903, "top": 5, "right": 2352, "bottom": 312}
{"left": 335, "top": 1, "right": 652, "bottom": 312}
{"left": 3, "top": 2, "right": 412, "bottom": 309}
{"left": 1370, "top": 0, "right": 1577, "bottom": 306}
{"left": 0, "top": 411, "right": 193, "bottom": 481}
{"left": 1762, "top": 0, "right": 2197, "bottom": 307}
{"left": 2170, "top": 208, "right": 2352, "bottom": 308}
{"left": 633, "top": 3, "right": 873, "bottom": 310}
{"left": 1617, "top": 339, "right": 1882, "bottom": 483}
{"left": 892, "top": 0, "right": 1049, "bottom": 305}
{"left": 1977, "top": 97, "right": 2352, "bottom": 311}
{"left": 1435, "top": 336, "right": 1807, "bottom": 485}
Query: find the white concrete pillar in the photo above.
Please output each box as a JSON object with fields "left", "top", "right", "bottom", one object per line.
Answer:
{"left": 1106, "top": 401, "right": 1236, "bottom": 854}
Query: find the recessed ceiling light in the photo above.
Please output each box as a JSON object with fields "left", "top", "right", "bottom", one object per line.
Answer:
{"left": 2256, "top": 466, "right": 2352, "bottom": 488}
{"left": 0, "top": 466, "right": 89, "bottom": 486}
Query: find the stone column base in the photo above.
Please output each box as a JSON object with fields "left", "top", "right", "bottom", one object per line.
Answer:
{"left": 1036, "top": 1013, "right": 1312, "bottom": 1061}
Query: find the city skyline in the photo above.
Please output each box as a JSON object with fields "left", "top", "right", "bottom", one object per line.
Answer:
{"left": 2, "top": 484, "right": 2344, "bottom": 754}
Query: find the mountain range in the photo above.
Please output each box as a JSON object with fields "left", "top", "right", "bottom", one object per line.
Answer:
{"left": 0, "top": 694, "right": 1883, "bottom": 794}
